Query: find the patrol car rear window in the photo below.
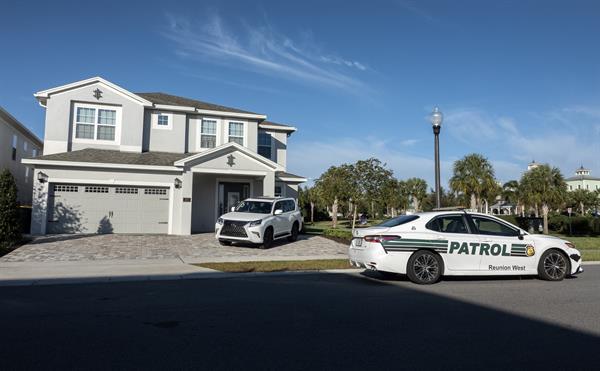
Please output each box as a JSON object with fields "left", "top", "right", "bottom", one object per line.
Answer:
{"left": 377, "top": 215, "right": 419, "bottom": 227}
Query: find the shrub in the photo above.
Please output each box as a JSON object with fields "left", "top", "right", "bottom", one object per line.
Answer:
{"left": 0, "top": 169, "right": 21, "bottom": 249}
{"left": 497, "top": 215, "right": 518, "bottom": 226}
{"left": 323, "top": 228, "right": 353, "bottom": 243}
{"left": 548, "top": 214, "right": 569, "bottom": 233}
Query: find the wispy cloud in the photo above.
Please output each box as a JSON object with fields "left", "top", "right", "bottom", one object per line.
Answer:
{"left": 162, "top": 13, "right": 369, "bottom": 92}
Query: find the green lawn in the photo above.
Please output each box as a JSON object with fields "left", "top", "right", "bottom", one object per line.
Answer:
{"left": 195, "top": 259, "right": 352, "bottom": 273}
{"left": 549, "top": 234, "right": 600, "bottom": 262}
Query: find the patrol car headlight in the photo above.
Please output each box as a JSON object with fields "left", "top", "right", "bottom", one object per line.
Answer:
{"left": 565, "top": 242, "right": 576, "bottom": 249}
{"left": 248, "top": 220, "right": 262, "bottom": 227}
{"left": 217, "top": 218, "right": 224, "bottom": 225}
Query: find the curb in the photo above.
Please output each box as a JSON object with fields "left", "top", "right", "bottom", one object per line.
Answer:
{"left": 0, "top": 268, "right": 364, "bottom": 287}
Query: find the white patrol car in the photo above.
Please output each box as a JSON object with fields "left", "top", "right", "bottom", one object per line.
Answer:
{"left": 215, "top": 197, "right": 303, "bottom": 249}
{"left": 349, "top": 211, "right": 583, "bottom": 284}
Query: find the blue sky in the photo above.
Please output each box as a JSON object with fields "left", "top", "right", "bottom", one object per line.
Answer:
{"left": 1, "top": 0, "right": 600, "bottom": 188}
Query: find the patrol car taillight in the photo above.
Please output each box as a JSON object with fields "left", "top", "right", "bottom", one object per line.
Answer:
{"left": 364, "top": 235, "right": 398, "bottom": 243}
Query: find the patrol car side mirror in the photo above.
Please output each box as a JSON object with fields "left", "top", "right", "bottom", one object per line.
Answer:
{"left": 517, "top": 232, "right": 524, "bottom": 240}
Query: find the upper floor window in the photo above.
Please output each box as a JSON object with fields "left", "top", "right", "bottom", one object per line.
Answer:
{"left": 151, "top": 112, "right": 173, "bottom": 130}
{"left": 23, "top": 141, "right": 28, "bottom": 152}
{"left": 74, "top": 104, "right": 119, "bottom": 142}
{"left": 228, "top": 122, "right": 244, "bottom": 145}
{"left": 11, "top": 135, "right": 17, "bottom": 161}
{"left": 157, "top": 114, "right": 169, "bottom": 127}
{"left": 32, "top": 148, "right": 37, "bottom": 157}
{"left": 258, "top": 131, "right": 272, "bottom": 159}
{"left": 201, "top": 119, "right": 217, "bottom": 148}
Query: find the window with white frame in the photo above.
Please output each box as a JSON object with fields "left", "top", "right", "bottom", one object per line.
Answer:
{"left": 23, "top": 141, "right": 28, "bottom": 152}
{"left": 258, "top": 130, "right": 272, "bottom": 159}
{"left": 32, "top": 148, "right": 37, "bottom": 157}
{"left": 201, "top": 119, "right": 217, "bottom": 148}
{"left": 228, "top": 122, "right": 244, "bottom": 145}
{"left": 74, "top": 105, "right": 118, "bottom": 142}
{"left": 157, "top": 114, "right": 169, "bottom": 127}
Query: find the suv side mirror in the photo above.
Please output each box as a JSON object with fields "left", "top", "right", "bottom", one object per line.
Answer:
{"left": 274, "top": 209, "right": 283, "bottom": 215}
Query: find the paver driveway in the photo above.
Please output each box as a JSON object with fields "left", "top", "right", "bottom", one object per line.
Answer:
{"left": 0, "top": 234, "right": 348, "bottom": 263}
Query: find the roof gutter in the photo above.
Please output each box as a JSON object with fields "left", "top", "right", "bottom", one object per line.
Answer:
{"left": 22, "top": 158, "right": 182, "bottom": 172}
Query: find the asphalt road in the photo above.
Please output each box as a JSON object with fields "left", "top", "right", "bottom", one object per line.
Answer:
{"left": 1, "top": 267, "right": 599, "bottom": 370}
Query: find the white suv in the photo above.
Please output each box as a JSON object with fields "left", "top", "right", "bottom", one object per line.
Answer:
{"left": 215, "top": 197, "right": 303, "bottom": 248}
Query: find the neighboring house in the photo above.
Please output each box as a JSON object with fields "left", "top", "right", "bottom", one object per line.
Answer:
{"left": 0, "top": 106, "right": 43, "bottom": 206}
{"left": 23, "top": 77, "right": 306, "bottom": 235}
{"left": 565, "top": 166, "right": 600, "bottom": 192}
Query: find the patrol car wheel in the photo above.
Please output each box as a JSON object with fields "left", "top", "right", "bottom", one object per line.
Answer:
{"left": 407, "top": 250, "right": 443, "bottom": 285}
{"left": 261, "top": 227, "right": 274, "bottom": 249}
{"left": 538, "top": 249, "right": 569, "bottom": 281}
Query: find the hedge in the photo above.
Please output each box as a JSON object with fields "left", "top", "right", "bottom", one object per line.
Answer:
{"left": 322, "top": 228, "right": 353, "bottom": 243}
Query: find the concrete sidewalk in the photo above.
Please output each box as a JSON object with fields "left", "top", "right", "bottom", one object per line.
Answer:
{"left": 0, "top": 255, "right": 355, "bottom": 287}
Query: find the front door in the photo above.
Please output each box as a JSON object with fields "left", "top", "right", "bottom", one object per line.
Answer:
{"left": 469, "top": 215, "right": 538, "bottom": 273}
{"left": 218, "top": 182, "right": 250, "bottom": 216}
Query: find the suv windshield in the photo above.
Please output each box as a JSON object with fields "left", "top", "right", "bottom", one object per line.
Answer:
{"left": 377, "top": 215, "right": 420, "bottom": 227}
{"left": 235, "top": 200, "right": 273, "bottom": 214}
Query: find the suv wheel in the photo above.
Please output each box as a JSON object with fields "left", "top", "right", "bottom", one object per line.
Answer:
{"left": 287, "top": 222, "right": 299, "bottom": 242}
{"left": 261, "top": 227, "right": 274, "bottom": 249}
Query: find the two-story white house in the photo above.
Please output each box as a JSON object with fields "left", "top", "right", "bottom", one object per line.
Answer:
{"left": 0, "top": 105, "right": 43, "bottom": 206}
{"left": 24, "top": 77, "right": 305, "bottom": 235}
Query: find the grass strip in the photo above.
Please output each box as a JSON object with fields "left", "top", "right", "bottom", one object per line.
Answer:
{"left": 195, "top": 259, "right": 352, "bottom": 273}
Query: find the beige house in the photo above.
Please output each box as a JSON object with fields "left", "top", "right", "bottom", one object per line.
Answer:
{"left": 566, "top": 166, "right": 600, "bottom": 192}
{"left": 0, "top": 106, "right": 43, "bottom": 206}
{"left": 23, "top": 77, "right": 305, "bottom": 235}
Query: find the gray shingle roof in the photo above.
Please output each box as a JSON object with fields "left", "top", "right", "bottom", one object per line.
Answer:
{"left": 30, "top": 148, "right": 190, "bottom": 167}
{"left": 136, "top": 92, "right": 260, "bottom": 115}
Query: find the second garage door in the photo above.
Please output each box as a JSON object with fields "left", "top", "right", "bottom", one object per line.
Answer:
{"left": 47, "top": 184, "right": 170, "bottom": 234}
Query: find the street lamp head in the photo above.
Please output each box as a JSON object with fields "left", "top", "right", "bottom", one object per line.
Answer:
{"left": 430, "top": 106, "right": 443, "bottom": 127}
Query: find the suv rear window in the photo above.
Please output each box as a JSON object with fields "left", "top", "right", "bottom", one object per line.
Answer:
{"left": 376, "top": 215, "right": 419, "bottom": 227}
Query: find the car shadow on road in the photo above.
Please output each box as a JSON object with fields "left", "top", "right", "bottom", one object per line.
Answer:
{"left": 0, "top": 272, "right": 598, "bottom": 369}
{"left": 360, "top": 269, "right": 581, "bottom": 283}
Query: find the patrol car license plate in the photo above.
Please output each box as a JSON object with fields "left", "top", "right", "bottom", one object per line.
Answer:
{"left": 354, "top": 238, "right": 362, "bottom": 247}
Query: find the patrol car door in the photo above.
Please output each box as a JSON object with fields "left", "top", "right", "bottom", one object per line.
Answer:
{"left": 425, "top": 214, "right": 482, "bottom": 271}
{"left": 469, "top": 215, "right": 537, "bottom": 273}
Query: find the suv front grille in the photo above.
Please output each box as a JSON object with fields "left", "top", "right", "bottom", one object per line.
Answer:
{"left": 221, "top": 220, "right": 248, "bottom": 238}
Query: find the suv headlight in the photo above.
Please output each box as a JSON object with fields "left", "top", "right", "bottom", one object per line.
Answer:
{"left": 216, "top": 217, "right": 224, "bottom": 225}
{"left": 248, "top": 219, "right": 262, "bottom": 227}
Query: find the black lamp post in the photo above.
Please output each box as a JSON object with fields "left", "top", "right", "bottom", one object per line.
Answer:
{"left": 430, "top": 107, "right": 443, "bottom": 209}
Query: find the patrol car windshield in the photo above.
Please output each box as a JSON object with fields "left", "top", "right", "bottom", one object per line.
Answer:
{"left": 377, "top": 215, "right": 420, "bottom": 227}
{"left": 235, "top": 201, "right": 273, "bottom": 214}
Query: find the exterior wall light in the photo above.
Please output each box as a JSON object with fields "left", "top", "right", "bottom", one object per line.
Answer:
{"left": 37, "top": 172, "right": 48, "bottom": 183}
{"left": 174, "top": 178, "right": 182, "bottom": 189}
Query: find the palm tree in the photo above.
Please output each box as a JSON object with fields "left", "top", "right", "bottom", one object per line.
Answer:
{"left": 502, "top": 180, "right": 521, "bottom": 215}
{"left": 520, "top": 164, "right": 567, "bottom": 234}
{"left": 449, "top": 154, "right": 497, "bottom": 212}
{"left": 405, "top": 178, "right": 428, "bottom": 212}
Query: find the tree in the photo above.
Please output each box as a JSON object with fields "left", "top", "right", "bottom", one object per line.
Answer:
{"left": 449, "top": 153, "right": 497, "bottom": 211}
{"left": 520, "top": 164, "right": 567, "bottom": 234}
{"left": 567, "top": 189, "right": 596, "bottom": 215}
{"left": 0, "top": 169, "right": 21, "bottom": 249}
{"left": 405, "top": 178, "right": 427, "bottom": 212}
{"left": 299, "top": 186, "right": 320, "bottom": 223}
{"left": 313, "top": 164, "right": 356, "bottom": 228}
{"left": 354, "top": 158, "right": 393, "bottom": 218}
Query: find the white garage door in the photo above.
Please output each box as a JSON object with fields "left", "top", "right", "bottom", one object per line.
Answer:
{"left": 47, "top": 184, "right": 170, "bottom": 234}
